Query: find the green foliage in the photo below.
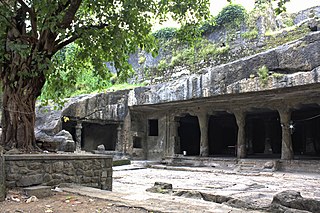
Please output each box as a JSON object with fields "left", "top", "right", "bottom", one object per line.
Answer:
{"left": 0, "top": 0, "right": 211, "bottom": 103}
{"left": 152, "top": 27, "right": 178, "bottom": 41}
{"left": 158, "top": 59, "right": 169, "bottom": 71}
{"left": 199, "top": 17, "right": 217, "bottom": 35}
{"left": 138, "top": 55, "right": 146, "bottom": 64}
{"left": 113, "top": 159, "right": 131, "bottom": 166}
{"left": 241, "top": 29, "right": 259, "bottom": 40}
{"left": 215, "top": 4, "right": 247, "bottom": 28}
{"left": 283, "top": 17, "right": 294, "bottom": 27}
{"left": 257, "top": 65, "right": 269, "bottom": 85}
{"left": 272, "top": 72, "right": 284, "bottom": 79}
{"left": 274, "top": 0, "right": 290, "bottom": 15}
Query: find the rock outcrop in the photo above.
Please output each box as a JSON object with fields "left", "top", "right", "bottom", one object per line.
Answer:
{"left": 128, "top": 32, "right": 320, "bottom": 106}
{"left": 269, "top": 190, "right": 320, "bottom": 213}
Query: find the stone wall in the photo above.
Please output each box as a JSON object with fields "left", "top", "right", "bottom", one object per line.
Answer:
{"left": 4, "top": 154, "right": 112, "bottom": 191}
{"left": 0, "top": 151, "right": 5, "bottom": 201}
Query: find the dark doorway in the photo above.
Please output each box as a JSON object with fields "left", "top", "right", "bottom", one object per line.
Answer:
{"left": 62, "top": 120, "right": 77, "bottom": 142}
{"left": 81, "top": 122, "right": 117, "bottom": 151}
{"left": 246, "top": 110, "right": 281, "bottom": 157}
{"left": 178, "top": 114, "right": 200, "bottom": 156}
{"left": 208, "top": 112, "right": 237, "bottom": 156}
{"left": 292, "top": 105, "right": 320, "bottom": 157}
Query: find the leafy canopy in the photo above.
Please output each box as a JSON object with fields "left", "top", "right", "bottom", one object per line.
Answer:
{"left": 0, "top": 0, "right": 210, "bottom": 103}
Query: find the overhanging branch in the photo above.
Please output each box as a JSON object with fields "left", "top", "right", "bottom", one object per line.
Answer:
{"left": 53, "top": 23, "right": 108, "bottom": 53}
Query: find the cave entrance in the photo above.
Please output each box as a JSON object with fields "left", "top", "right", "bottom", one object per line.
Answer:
{"left": 246, "top": 110, "right": 281, "bottom": 158}
{"left": 208, "top": 112, "right": 237, "bottom": 156}
{"left": 292, "top": 105, "right": 320, "bottom": 158}
{"left": 81, "top": 122, "right": 118, "bottom": 152}
{"left": 178, "top": 114, "right": 200, "bottom": 156}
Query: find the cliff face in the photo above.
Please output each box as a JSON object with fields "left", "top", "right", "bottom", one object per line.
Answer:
{"left": 128, "top": 31, "right": 320, "bottom": 106}
{"left": 127, "top": 6, "right": 320, "bottom": 85}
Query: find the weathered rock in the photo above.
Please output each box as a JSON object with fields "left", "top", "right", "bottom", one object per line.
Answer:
{"left": 55, "top": 130, "right": 75, "bottom": 152}
{"left": 97, "top": 144, "right": 106, "bottom": 151}
{"left": 146, "top": 182, "right": 173, "bottom": 194}
{"left": 129, "top": 32, "right": 320, "bottom": 106}
{"left": 24, "top": 186, "right": 52, "bottom": 198}
{"left": 270, "top": 190, "right": 320, "bottom": 213}
{"left": 16, "top": 174, "right": 43, "bottom": 187}
{"left": 36, "top": 130, "right": 75, "bottom": 152}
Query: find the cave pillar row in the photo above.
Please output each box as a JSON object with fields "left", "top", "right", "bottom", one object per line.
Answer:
{"left": 234, "top": 111, "right": 246, "bottom": 159}
{"left": 75, "top": 121, "right": 82, "bottom": 152}
{"left": 278, "top": 108, "right": 294, "bottom": 160}
{"left": 197, "top": 111, "right": 209, "bottom": 157}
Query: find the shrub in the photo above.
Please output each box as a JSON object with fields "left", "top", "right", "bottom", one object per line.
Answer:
{"left": 216, "top": 4, "right": 247, "bottom": 28}
{"left": 152, "top": 27, "right": 177, "bottom": 41}
{"left": 257, "top": 65, "right": 269, "bottom": 85}
{"left": 241, "top": 29, "right": 259, "bottom": 40}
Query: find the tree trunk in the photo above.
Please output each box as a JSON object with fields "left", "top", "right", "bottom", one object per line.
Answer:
{"left": 1, "top": 63, "right": 45, "bottom": 151}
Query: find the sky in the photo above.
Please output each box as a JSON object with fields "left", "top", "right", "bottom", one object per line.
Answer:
{"left": 154, "top": 0, "right": 320, "bottom": 30}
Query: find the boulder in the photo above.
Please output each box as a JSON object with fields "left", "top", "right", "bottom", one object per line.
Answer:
{"left": 146, "top": 182, "right": 173, "bottom": 194}
{"left": 36, "top": 130, "right": 75, "bottom": 152}
{"left": 270, "top": 190, "right": 320, "bottom": 213}
{"left": 97, "top": 144, "right": 106, "bottom": 151}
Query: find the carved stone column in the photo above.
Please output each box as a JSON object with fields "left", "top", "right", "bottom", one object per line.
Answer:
{"left": 168, "top": 117, "right": 180, "bottom": 156}
{"left": 198, "top": 112, "right": 209, "bottom": 157}
{"left": 116, "top": 124, "right": 123, "bottom": 152}
{"left": 75, "top": 121, "right": 82, "bottom": 152}
{"left": 278, "top": 108, "right": 294, "bottom": 160}
{"left": 235, "top": 111, "right": 246, "bottom": 159}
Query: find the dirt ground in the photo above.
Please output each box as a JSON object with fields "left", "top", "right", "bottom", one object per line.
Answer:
{"left": 0, "top": 190, "right": 148, "bottom": 213}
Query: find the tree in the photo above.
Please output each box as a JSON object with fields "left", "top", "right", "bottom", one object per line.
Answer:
{"left": 0, "top": 0, "right": 210, "bottom": 151}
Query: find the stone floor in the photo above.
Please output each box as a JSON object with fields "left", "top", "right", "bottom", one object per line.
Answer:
{"left": 62, "top": 161, "right": 320, "bottom": 212}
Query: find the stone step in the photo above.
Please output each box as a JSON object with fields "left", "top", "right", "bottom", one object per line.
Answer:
{"left": 24, "top": 185, "right": 52, "bottom": 198}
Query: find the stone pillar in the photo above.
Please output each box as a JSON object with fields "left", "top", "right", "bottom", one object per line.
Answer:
{"left": 278, "top": 108, "right": 294, "bottom": 160}
{"left": 0, "top": 149, "right": 5, "bottom": 201}
{"left": 198, "top": 112, "right": 209, "bottom": 157}
{"left": 235, "top": 111, "right": 246, "bottom": 159}
{"left": 264, "top": 121, "right": 273, "bottom": 154}
{"left": 168, "top": 117, "right": 180, "bottom": 156}
{"left": 115, "top": 124, "right": 123, "bottom": 152}
{"left": 75, "top": 121, "right": 82, "bottom": 152}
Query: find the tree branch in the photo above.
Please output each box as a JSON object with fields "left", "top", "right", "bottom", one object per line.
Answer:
{"left": 53, "top": 34, "right": 79, "bottom": 54}
{"left": 16, "top": 0, "right": 38, "bottom": 38}
{"left": 53, "top": 23, "right": 108, "bottom": 54}
{"left": 59, "top": 0, "right": 83, "bottom": 29}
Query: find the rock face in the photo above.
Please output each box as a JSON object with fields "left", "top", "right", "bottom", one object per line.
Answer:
{"left": 146, "top": 182, "right": 173, "bottom": 194}
{"left": 270, "top": 190, "right": 320, "bottom": 213}
{"left": 35, "top": 90, "right": 129, "bottom": 150}
{"left": 62, "top": 90, "right": 129, "bottom": 121}
{"left": 128, "top": 32, "right": 320, "bottom": 106}
{"left": 36, "top": 130, "right": 75, "bottom": 152}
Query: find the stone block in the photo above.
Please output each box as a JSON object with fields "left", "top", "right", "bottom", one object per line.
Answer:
{"left": 16, "top": 174, "right": 44, "bottom": 187}
{"left": 52, "top": 161, "right": 64, "bottom": 172}
{"left": 24, "top": 186, "right": 52, "bottom": 198}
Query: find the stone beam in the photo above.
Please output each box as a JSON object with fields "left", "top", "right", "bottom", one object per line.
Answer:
{"left": 278, "top": 108, "right": 294, "bottom": 160}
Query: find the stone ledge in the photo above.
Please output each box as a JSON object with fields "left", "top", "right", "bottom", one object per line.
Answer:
{"left": 4, "top": 154, "right": 113, "bottom": 161}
